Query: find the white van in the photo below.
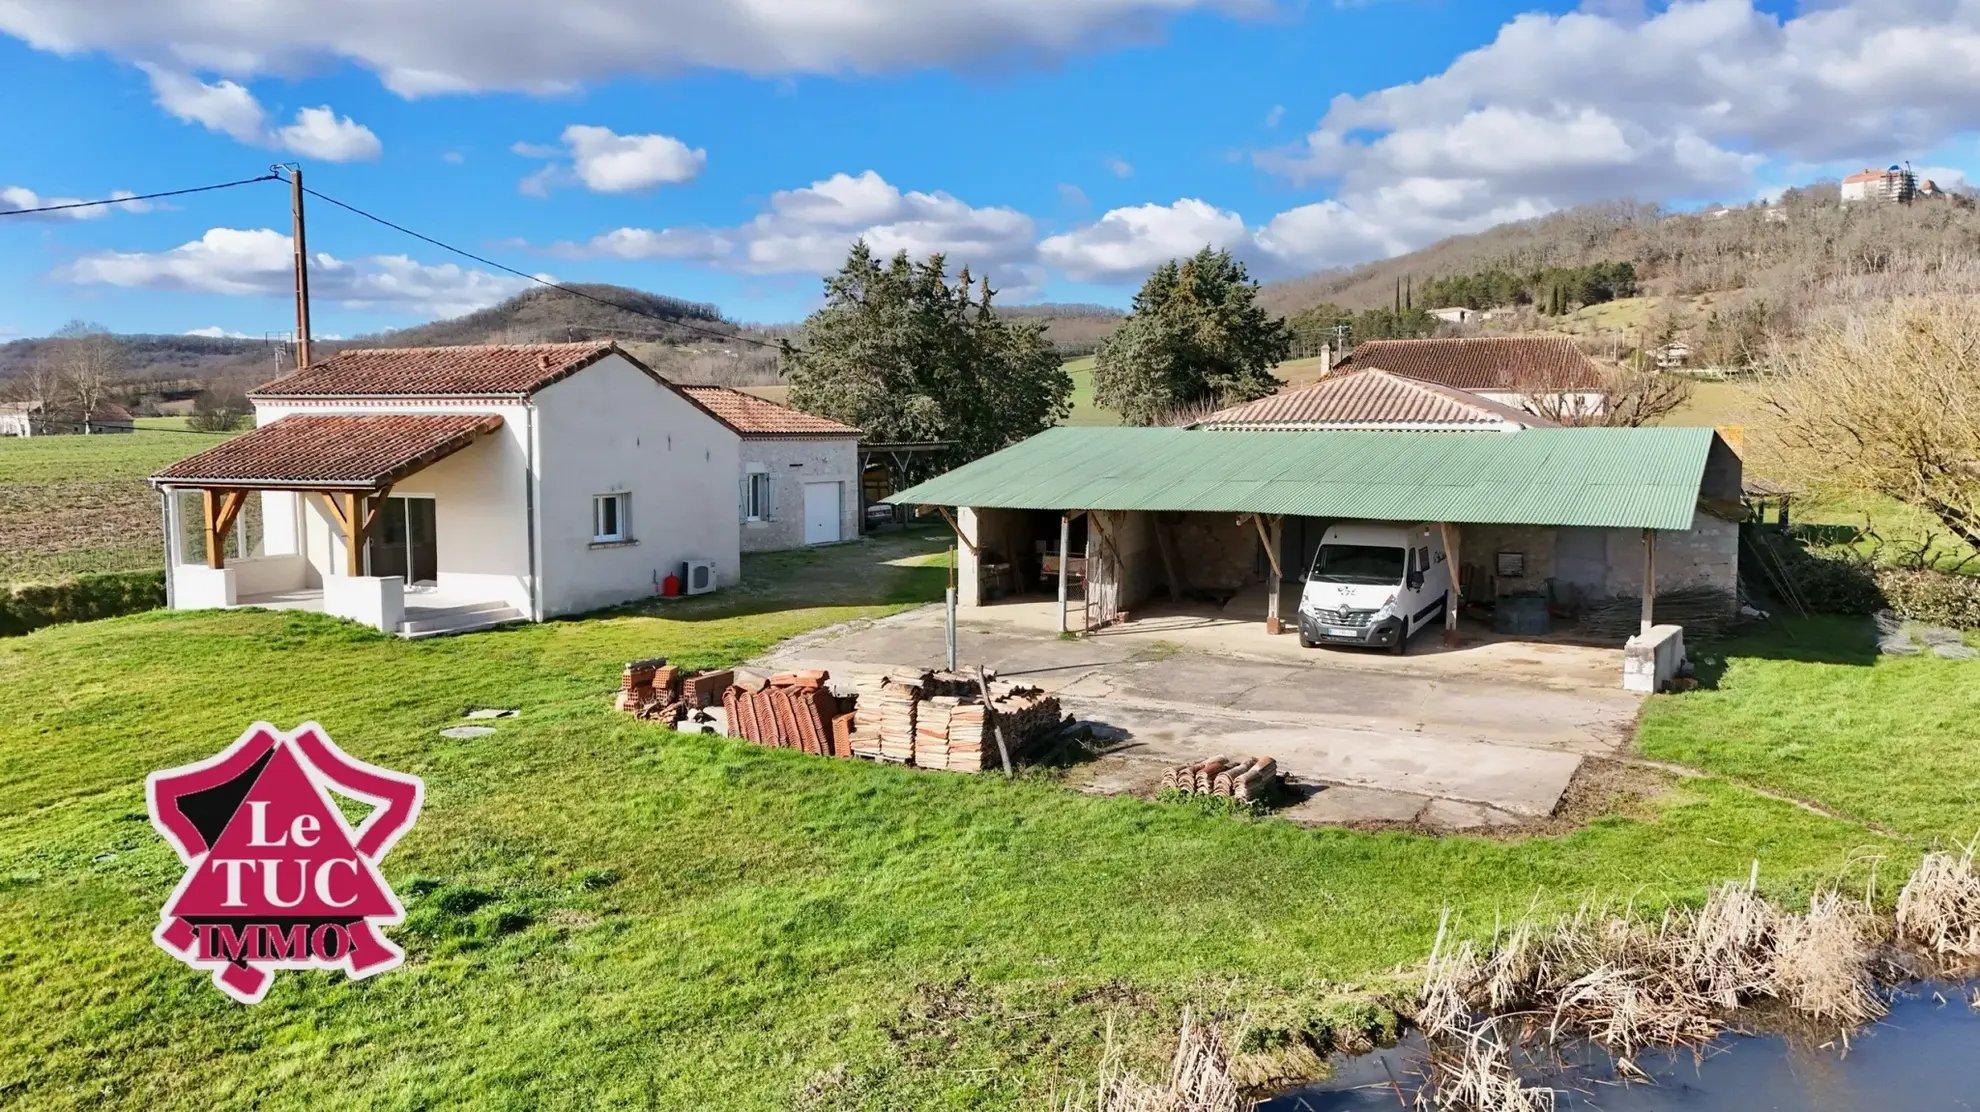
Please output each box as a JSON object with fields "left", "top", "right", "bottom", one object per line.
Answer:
{"left": 1296, "top": 522, "right": 1450, "bottom": 654}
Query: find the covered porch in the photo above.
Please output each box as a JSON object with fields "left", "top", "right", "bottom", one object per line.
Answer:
{"left": 151, "top": 412, "right": 526, "bottom": 637}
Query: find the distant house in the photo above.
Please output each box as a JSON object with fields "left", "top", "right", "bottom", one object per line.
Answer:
{"left": 1842, "top": 166, "right": 1918, "bottom": 205}
{"left": 1428, "top": 307, "right": 1477, "bottom": 325}
{"left": 0, "top": 402, "right": 34, "bottom": 437}
{"left": 1191, "top": 368, "right": 1557, "bottom": 432}
{"left": 1655, "top": 341, "right": 1694, "bottom": 369}
{"left": 0, "top": 400, "right": 133, "bottom": 435}
{"left": 674, "top": 385, "right": 863, "bottom": 552}
{"left": 1330, "top": 336, "right": 1609, "bottom": 418}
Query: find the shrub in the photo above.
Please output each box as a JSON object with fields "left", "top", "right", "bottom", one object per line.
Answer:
{"left": 1874, "top": 567, "right": 1980, "bottom": 630}
{"left": 0, "top": 570, "right": 166, "bottom": 637}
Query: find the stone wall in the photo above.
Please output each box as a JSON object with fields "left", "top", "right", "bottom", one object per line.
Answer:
{"left": 1444, "top": 511, "right": 1739, "bottom": 608}
{"left": 739, "top": 437, "right": 862, "bottom": 552}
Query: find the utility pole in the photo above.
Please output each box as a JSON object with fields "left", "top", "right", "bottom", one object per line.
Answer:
{"left": 277, "top": 164, "right": 313, "bottom": 369}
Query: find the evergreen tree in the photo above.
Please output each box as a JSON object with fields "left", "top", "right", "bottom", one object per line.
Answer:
{"left": 784, "top": 244, "right": 1071, "bottom": 471}
{"left": 1091, "top": 248, "right": 1292, "bottom": 426}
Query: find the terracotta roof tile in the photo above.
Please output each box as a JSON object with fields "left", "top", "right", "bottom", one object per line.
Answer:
{"left": 251, "top": 343, "right": 619, "bottom": 398}
{"left": 1333, "top": 336, "right": 1605, "bottom": 391}
{"left": 152, "top": 413, "right": 503, "bottom": 488}
{"left": 676, "top": 385, "right": 860, "bottom": 438}
{"left": 1195, "top": 369, "right": 1556, "bottom": 430}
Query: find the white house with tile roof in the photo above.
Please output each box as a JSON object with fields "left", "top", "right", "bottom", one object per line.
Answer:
{"left": 150, "top": 343, "right": 781, "bottom": 635}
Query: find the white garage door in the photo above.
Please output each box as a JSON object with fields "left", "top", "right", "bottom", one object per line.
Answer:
{"left": 803, "top": 482, "right": 841, "bottom": 545}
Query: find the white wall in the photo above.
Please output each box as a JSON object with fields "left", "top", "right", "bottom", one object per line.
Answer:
{"left": 255, "top": 399, "right": 533, "bottom": 611}
{"left": 738, "top": 437, "right": 862, "bottom": 551}
{"left": 533, "top": 354, "right": 741, "bottom": 617}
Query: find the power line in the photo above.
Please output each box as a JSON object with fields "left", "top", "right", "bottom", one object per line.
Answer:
{"left": 299, "top": 185, "right": 798, "bottom": 355}
{"left": 0, "top": 174, "right": 281, "bottom": 217}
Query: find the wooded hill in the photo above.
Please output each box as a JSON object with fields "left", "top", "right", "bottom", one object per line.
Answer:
{"left": 1259, "top": 188, "right": 1980, "bottom": 341}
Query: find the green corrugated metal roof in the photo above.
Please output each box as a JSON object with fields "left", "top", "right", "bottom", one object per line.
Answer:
{"left": 891, "top": 426, "right": 1717, "bottom": 531}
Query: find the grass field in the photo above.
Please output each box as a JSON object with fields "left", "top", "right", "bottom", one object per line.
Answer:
{"left": 0, "top": 427, "right": 234, "bottom": 582}
{"left": 1060, "top": 354, "right": 1333, "bottom": 428}
{"left": 5, "top": 529, "right": 1977, "bottom": 1109}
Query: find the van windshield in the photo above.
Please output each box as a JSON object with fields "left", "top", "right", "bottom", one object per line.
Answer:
{"left": 1310, "top": 544, "right": 1406, "bottom": 586}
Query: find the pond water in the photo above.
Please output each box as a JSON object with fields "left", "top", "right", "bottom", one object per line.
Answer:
{"left": 1263, "top": 983, "right": 1980, "bottom": 1111}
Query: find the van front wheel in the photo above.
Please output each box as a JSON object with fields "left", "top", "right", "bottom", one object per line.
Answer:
{"left": 1390, "top": 623, "right": 1410, "bottom": 655}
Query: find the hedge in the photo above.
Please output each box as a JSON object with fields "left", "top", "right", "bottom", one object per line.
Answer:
{"left": 1, "top": 570, "right": 167, "bottom": 637}
{"left": 1759, "top": 531, "right": 1980, "bottom": 629}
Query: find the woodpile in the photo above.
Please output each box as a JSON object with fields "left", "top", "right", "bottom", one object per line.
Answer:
{"left": 1163, "top": 755, "right": 1280, "bottom": 804}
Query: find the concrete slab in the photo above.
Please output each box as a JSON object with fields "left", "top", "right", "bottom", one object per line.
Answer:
{"left": 1197, "top": 727, "right": 1579, "bottom": 817}
{"left": 1283, "top": 785, "right": 1430, "bottom": 825}
{"left": 757, "top": 600, "right": 1630, "bottom": 821}
{"left": 1420, "top": 799, "right": 1530, "bottom": 832}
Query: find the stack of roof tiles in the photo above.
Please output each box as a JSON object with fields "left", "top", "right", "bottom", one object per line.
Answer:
{"left": 876, "top": 678, "right": 922, "bottom": 762}
{"left": 914, "top": 697, "right": 958, "bottom": 770}
{"left": 722, "top": 671, "right": 845, "bottom": 756}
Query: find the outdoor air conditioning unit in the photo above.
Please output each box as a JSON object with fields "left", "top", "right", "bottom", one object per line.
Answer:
{"left": 681, "top": 559, "right": 717, "bottom": 596}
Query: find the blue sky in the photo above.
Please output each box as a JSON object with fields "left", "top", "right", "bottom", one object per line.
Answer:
{"left": 3, "top": 0, "right": 1978, "bottom": 340}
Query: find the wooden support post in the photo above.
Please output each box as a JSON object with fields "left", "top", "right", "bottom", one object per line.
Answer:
{"left": 1440, "top": 522, "right": 1462, "bottom": 647}
{"left": 203, "top": 489, "right": 247, "bottom": 569}
{"left": 1264, "top": 515, "right": 1284, "bottom": 635}
{"left": 1641, "top": 528, "right": 1657, "bottom": 637}
{"left": 1057, "top": 511, "right": 1071, "bottom": 633}
{"left": 203, "top": 490, "right": 223, "bottom": 569}
{"left": 933, "top": 505, "right": 980, "bottom": 556}
{"left": 342, "top": 491, "right": 366, "bottom": 577}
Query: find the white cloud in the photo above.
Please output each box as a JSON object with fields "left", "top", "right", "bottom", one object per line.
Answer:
{"left": 1264, "top": 104, "right": 1284, "bottom": 129}
{"left": 0, "top": 0, "right": 1259, "bottom": 95}
{"left": 1, "top": 185, "right": 150, "bottom": 220}
{"left": 552, "top": 170, "right": 1039, "bottom": 283}
{"left": 274, "top": 106, "right": 382, "bottom": 161}
{"left": 515, "top": 125, "right": 705, "bottom": 195}
{"left": 142, "top": 64, "right": 265, "bottom": 142}
{"left": 141, "top": 65, "right": 382, "bottom": 160}
{"left": 184, "top": 326, "right": 250, "bottom": 338}
{"left": 1038, "top": 199, "right": 1248, "bottom": 283}
{"left": 1106, "top": 156, "right": 1135, "bottom": 179}
{"left": 1253, "top": 0, "right": 1980, "bottom": 264}
{"left": 60, "top": 227, "right": 533, "bottom": 316}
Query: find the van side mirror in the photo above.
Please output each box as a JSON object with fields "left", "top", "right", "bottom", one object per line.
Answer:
{"left": 1407, "top": 572, "right": 1425, "bottom": 591}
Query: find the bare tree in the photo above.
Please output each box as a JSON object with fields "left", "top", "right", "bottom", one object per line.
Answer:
{"left": 1758, "top": 295, "right": 1980, "bottom": 551}
{"left": 1, "top": 348, "right": 67, "bottom": 419}
{"left": 1522, "top": 363, "right": 1695, "bottom": 428}
{"left": 46, "top": 320, "right": 120, "bottom": 433}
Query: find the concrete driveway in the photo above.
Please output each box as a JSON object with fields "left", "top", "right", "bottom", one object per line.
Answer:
{"left": 756, "top": 600, "right": 1643, "bottom": 832}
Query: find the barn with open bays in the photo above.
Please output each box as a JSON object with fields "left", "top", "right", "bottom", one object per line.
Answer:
{"left": 890, "top": 425, "right": 1743, "bottom": 678}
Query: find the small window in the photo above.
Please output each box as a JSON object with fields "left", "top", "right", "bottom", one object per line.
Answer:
{"left": 593, "top": 493, "right": 630, "bottom": 543}
{"left": 743, "top": 472, "right": 774, "bottom": 522}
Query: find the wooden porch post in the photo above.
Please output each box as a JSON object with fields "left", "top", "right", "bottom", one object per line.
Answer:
{"left": 1440, "top": 522, "right": 1462, "bottom": 647}
{"left": 342, "top": 492, "right": 366, "bottom": 577}
{"left": 1250, "top": 514, "right": 1285, "bottom": 635}
{"left": 1641, "top": 529, "right": 1657, "bottom": 637}
{"left": 203, "top": 489, "right": 247, "bottom": 570}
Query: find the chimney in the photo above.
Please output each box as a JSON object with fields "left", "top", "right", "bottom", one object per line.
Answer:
{"left": 538, "top": 353, "right": 553, "bottom": 371}
{"left": 1319, "top": 344, "right": 1332, "bottom": 373}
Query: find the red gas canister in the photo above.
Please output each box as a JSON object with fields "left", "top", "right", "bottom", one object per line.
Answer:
{"left": 662, "top": 574, "right": 682, "bottom": 597}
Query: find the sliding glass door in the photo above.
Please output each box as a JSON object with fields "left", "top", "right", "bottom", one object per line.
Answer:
{"left": 365, "top": 496, "right": 437, "bottom": 584}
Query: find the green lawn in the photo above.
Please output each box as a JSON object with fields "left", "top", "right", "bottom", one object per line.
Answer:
{"left": 1, "top": 427, "right": 234, "bottom": 582}
{"left": 1638, "top": 617, "right": 1980, "bottom": 841}
{"left": 7, "top": 538, "right": 1975, "bottom": 1108}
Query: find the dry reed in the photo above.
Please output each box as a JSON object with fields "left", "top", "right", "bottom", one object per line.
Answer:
{"left": 1771, "top": 891, "right": 1886, "bottom": 1031}
{"left": 1896, "top": 841, "right": 1980, "bottom": 965}
{"left": 1423, "top": 1020, "right": 1556, "bottom": 1112}
{"left": 1058, "top": 1009, "right": 1248, "bottom": 1112}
